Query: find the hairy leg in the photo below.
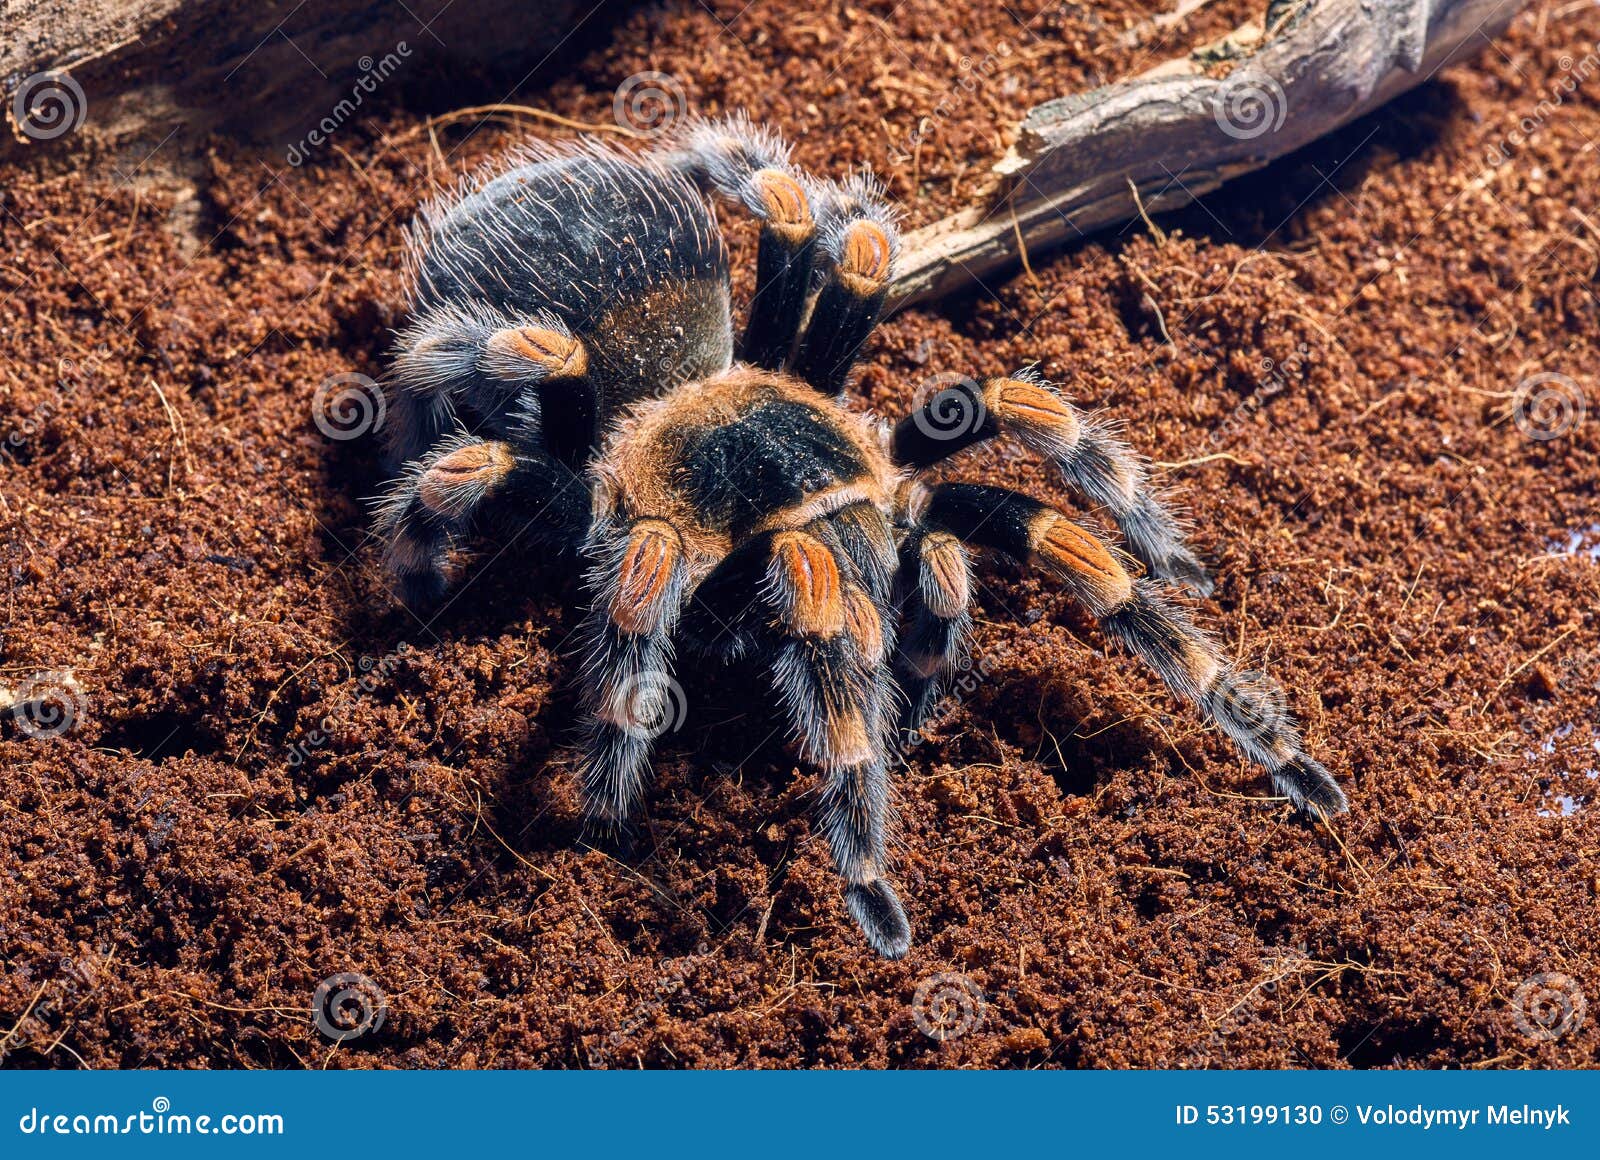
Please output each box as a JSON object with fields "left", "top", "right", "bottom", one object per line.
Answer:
{"left": 574, "top": 517, "right": 693, "bottom": 827}
{"left": 918, "top": 482, "right": 1346, "bottom": 815}
{"left": 788, "top": 176, "right": 899, "bottom": 395}
{"left": 664, "top": 116, "right": 818, "bottom": 370}
{"left": 894, "top": 528, "right": 974, "bottom": 733}
{"left": 892, "top": 367, "right": 1211, "bottom": 594}
{"left": 663, "top": 116, "right": 900, "bottom": 395}
{"left": 761, "top": 524, "right": 910, "bottom": 957}
{"left": 375, "top": 436, "right": 589, "bottom": 610}
{"left": 379, "top": 307, "right": 594, "bottom": 607}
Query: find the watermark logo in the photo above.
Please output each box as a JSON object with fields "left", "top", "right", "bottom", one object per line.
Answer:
{"left": 1206, "top": 342, "right": 1314, "bottom": 449}
{"left": 1207, "top": 668, "right": 1289, "bottom": 751}
{"left": 2, "top": 350, "right": 108, "bottom": 462}
{"left": 1512, "top": 972, "right": 1586, "bottom": 1042}
{"left": 285, "top": 642, "right": 414, "bottom": 767}
{"left": 904, "top": 649, "right": 1002, "bottom": 748}
{"left": 16, "top": 1096, "right": 283, "bottom": 1136}
{"left": 0, "top": 955, "right": 100, "bottom": 1064}
{"left": 609, "top": 670, "right": 689, "bottom": 741}
{"left": 1512, "top": 371, "right": 1585, "bottom": 441}
{"left": 285, "top": 45, "right": 411, "bottom": 166}
{"left": 911, "top": 971, "right": 986, "bottom": 1042}
{"left": 312, "top": 372, "right": 386, "bottom": 441}
{"left": 10, "top": 71, "right": 88, "bottom": 142}
{"left": 1482, "top": 49, "right": 1598, "bottom": 171}
{"left": 8, "top": 670, "right": 85, "bottom": 739}
{"left": 888, "top": 40, "right": 1016, "bottom": 165}
{"left": 587, "top": 943, "right": 712, "bottom": 1066}
{"left": 911, "top": 372, "right": 987, "bottom": 443}
{"left": 613, "top": 72, "right": 687, "bottom": 137}
{"left": 1213, "top": 71, "right": 1287, "bottom": 141}
{"left": 312, "top": 972, "right": 387, "bottom": 1043}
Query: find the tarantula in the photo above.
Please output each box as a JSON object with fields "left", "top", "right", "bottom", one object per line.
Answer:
{"left": 375, "top": 116, "right": 1347, "bottom": 958}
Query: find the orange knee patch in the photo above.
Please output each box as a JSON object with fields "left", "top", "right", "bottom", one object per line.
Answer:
{"left": 838, "top": 220, "right": 892, "bottom": 294}
{"left": 752, "top": 169, "right": 813, "bottom": 240}
{"left": 485, "top": 326, "right": 587, "bottom": 381}
{"left": 419, "top": 441, "right": 514, "bottom": 517}
{"left": 918, "top": 532, "right": 970, "bottom": 619}
{"left": 842, "top": 588, "right": 885, "bottom": 661}
{"left": 1032, "top": 513, "right": 1133, "bottom": 610}
{"left": 611, "top": 520, "right": 682, "bottom": 636}
{"left": 823, "top": 707, "right": 874, "bottom": 769}
{"left": 772, "top": 531, "right": 844, "bottom": 637}
{"left": 987, "top": 378, "right": 1080, "bottom": 445}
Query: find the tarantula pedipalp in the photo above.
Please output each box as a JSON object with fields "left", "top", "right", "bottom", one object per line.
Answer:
{"left": 375, "top": 116, "right": 1348, "bottom": 959}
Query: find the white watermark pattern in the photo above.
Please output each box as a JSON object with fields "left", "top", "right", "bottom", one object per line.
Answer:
{"left": 587, "top": 943, "right": 712, "bottom": 1066}
{"left": 1209, "top": 669, "right": 1290, "bottom": 749}
{"left": 312, "top": 372, "right": 386, "bottom": 441}
{"left": 0, "top": 956, "right": 100, "bottom": 1064}
{"left": 911, "top": 971, "right": 986, "bottom": 1042}
{"left": 1213, "top": 70, "right": 1288, "bottom": 141}
{"left": 613, "top": 72, "right": 687, "bottom": 136}
{"left": 888, "top": 40, "right": 1017, "bottom": 165}
{"left": 1483, "top": 49, "right": 1599, "bottom": 170}
{"left": 911, "top": 372, "right": 987, "bottom": 442}
{"left": 285, "top": 642, "right": 414, "bottom": 767}
{"left": 285, "top": 45, "right": 412, "bottom": 165}
{"left": 1511, "top": 972, "right": 1586, "bottom": 1042}
{"left": 312, "top": 972, "right": 387, "bottom": 1043}
{"left": 610, "top": 670, "right": 689, "bottom": 741}
{"left": 1512, "top": 372, "right": 1585, "bottom": 441}
{"left": 10, "top": 71, "right": 88, "bottom": 142}
{"left": 7, "top": 670, "right": 86, "bottom": 739}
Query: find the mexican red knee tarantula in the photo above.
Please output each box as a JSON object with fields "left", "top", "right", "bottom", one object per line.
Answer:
{"left": 376, "top": 116, "right": 1346, "bottom": 958}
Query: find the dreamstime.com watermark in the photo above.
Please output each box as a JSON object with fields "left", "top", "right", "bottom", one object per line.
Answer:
{"left": 613, "top": 71, "right": 688, "bottom": 137}
{"left": 1482, "top": 49, "right": 1599, "bottom": 171}
{"left": 0, "top": 956, "right": 101, "bottom": 1066}
{"left": 911, "top": 971, "right": 987, "bottom": 1042}
{"left": 2, "top": 350, "right": 112, "bottom": 464}
{"left": 16, "top": 1098, "right": 283, "bottom": 1137}
{"left": 7, "top": 70, "right": 88, "bottom": 143}
{"left": 906, "top": 649, "right": 1002, "bottom": 748}
{"left": 1181, "top": 947, "right": 1312, "bottom": 1066}
{"left": 889, "top": 40, "right": 1018, "bottom": 166}
{"left": 312, "top": 972, "right": 387, "bottom": 1043}
{"left": 1207, "top": 342, "right": 1313, "bottom": 448}
{"left": 312, "top": 371, "right": 387, "bottom": 441}
{"left": 1511, "top": 972, "right": 1586, "bottom": 1042}
{"left": 4, "top": 668, "right": 181, "bottom": 848}
{"left": 587, "top": 943, "right": 711, "bottom": 1065}
{"left": 285, "top": 45, "right": 412, "bottom": 166}
{"left": 285, "top": 642, "right": 415, "bottom": 767}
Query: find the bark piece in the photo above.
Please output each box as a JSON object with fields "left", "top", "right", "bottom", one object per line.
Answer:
{"left": 2, "top": 0, "right": 585, "bottom": 154}
{"left": 890, "top": 0, "right": 1528, "bottom": 308}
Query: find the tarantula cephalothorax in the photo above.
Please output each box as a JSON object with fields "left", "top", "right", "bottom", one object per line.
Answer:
{"left": 375, "top": 116, "right": 1348, "bottom": 958}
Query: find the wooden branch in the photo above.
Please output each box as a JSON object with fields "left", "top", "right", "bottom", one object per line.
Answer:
{"left": 890, "top": 0, "right": 1528, "bottom": 308}
{"left": 1, "top": 0, "right": 588, "bottom": 156}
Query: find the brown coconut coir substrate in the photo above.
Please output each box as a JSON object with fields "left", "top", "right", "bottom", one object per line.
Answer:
{"left": 2, "top": 1, "right": 1598, "bottom": 1068}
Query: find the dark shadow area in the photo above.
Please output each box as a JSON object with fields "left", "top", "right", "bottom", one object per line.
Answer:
{"left": 929, "top": 75, "right": 1471, "bottom": 342}
{"left": 1158, "top": 78, "right": 1469, "bottom": 250}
